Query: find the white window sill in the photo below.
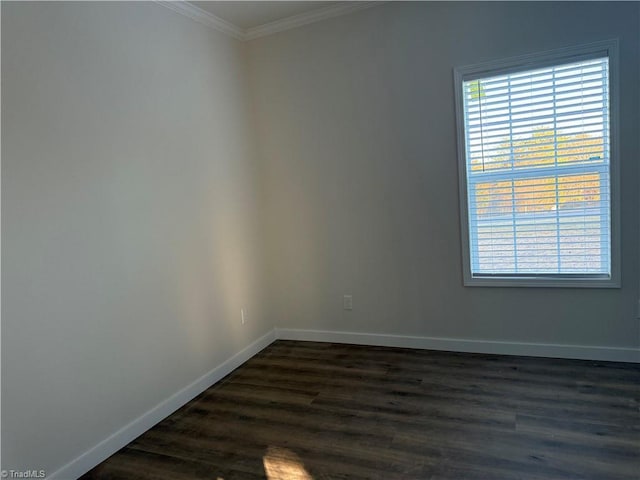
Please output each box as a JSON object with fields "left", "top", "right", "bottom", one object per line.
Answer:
{"left": 464, "top": 275, "right": 620, "bottom": 288}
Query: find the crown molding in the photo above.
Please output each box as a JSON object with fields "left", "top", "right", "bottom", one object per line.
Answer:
{"left": 244, "top": 2, "right": 383, "bottom": 41}
{"left": 155, "top": 1, "right": 245, "bottom": 40}
{"left": 156, "top": 1, "right": 384, "bottom": 42}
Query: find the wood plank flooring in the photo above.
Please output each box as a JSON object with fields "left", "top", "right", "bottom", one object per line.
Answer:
{"left": 81, "top": 340, "right": 640, "bottom": 479}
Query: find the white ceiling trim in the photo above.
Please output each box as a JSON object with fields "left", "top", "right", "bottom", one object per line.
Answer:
{"left": 156, "top": 1, "right": 383, "bottom": 41}
{"left": 156, "top": 1, "right": 245, "bottom": 40}
{"left": 244, "top": 2, "right": 381, "bottom": 40}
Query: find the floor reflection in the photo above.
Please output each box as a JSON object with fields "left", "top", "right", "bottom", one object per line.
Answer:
{"left": 263, "top": 446, "right": 314, "bottom": 480}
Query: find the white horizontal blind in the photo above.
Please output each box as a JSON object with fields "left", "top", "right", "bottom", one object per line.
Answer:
{"left": 462, "top": 57, "right": 611, "bottom": 277}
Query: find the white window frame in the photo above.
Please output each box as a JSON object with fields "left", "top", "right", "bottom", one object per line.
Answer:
{"left": 453, "top": 40, "right": 620, "bottom": 288}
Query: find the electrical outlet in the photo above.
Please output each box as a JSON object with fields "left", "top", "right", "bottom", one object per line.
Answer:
{"left": 241, "top": 308, "right": 247, "bottom": 325}
{"left": 343, "top": 295, "right": 353, "bottom": 311}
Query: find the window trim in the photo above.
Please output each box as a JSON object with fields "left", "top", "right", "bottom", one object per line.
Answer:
{"left": 453, "top": 40, "right": 621, "bottom": 288}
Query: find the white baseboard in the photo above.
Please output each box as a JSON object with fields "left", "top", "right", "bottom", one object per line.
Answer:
{"left": 48, "top": 329, "right": 277, "bottom": 480}
{"left": 275, "top": 328, "right": 640, "bottom": 363}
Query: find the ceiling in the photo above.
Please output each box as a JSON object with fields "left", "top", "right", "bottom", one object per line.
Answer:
{"left": 190, "top": 1, "right": 340, "bottom": 30}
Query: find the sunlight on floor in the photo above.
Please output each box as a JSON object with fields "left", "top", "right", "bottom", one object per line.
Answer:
{"left": 263, "top": 446, "right": 314, "bottom": 480}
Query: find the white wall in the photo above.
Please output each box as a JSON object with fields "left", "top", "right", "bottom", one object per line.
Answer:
{"left": 2, "top": 1, "right": 269, "bottom": 474}
{"left": 248, "top": 2, "right": 640, "bottom": 349}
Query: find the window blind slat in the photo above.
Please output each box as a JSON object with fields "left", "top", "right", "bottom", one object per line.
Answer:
{"left": 468, "top": 130, "right": 607, "bottom": 151}
{"left": 467, "top": 83, "right": 606, "bottom": 111}
{"left": 467, "top": 123, "right": 606, "bottom": 143}
{"left": 466, "top": 104, "right": 605, "bottom": 131}
{"left": 465, "top": 78, "right": 607, "bottom": 111}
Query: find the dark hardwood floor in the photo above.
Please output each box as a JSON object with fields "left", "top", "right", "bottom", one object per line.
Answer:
{"left": 81, "top": 340, "right": 639, "bottom": 480}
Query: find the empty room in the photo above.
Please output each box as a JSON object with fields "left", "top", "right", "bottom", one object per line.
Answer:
{"left": 2, "top": 1, "right": 639, "bottom": 479}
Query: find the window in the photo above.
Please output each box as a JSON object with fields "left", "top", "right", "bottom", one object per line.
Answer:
{"left": 454, "top": 41, "right": 619, "bottom": 287}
